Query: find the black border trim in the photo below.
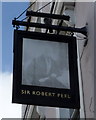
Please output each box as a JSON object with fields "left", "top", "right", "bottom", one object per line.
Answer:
{"left": 12, "top": 30, "right": 80, "bottom": 109}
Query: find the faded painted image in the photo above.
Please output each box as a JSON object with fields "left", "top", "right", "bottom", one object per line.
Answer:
{"left": 22, "top": 38, "right": 70, "bottom": 89}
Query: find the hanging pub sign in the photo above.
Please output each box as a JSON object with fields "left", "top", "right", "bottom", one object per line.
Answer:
{"left": 12, "top": 30, "right": 80, "bottom": 109}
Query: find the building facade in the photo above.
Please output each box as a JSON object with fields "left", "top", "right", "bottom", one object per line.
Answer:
{"left": 22, "top": 1, "right": 95, "bottom": 119}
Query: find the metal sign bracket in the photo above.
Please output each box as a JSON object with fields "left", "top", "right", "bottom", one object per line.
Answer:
{"left": 12, "top": 11, "right": 87, "bottom": 36}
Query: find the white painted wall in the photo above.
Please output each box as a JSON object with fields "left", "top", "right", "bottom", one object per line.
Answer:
{"left": 75, "top": 2, "right": 94, "bottom": 118}
{"left": 94, "top": 1, "right": 96, "bottom": 118}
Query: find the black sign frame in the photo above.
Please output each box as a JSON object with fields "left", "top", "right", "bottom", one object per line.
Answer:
{"left": 12, "top": 30, "right": 80, "bottom": 109}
